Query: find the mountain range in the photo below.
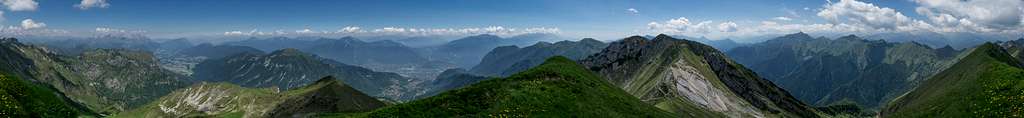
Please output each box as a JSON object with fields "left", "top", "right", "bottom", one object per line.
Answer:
{"left": 191, "top": 48, "right": 418, "bottom": 100}
{"left": 470, "top": 38, "right": 607, "bottom": 77}
{"left": 0, "top": 38, "right": 191, "bottom": 114}
{"left": 726, "top": 32, "right": 963, "bottom": 109}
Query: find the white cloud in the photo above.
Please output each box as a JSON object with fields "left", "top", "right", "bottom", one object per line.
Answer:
{"left": 773, "top": 16, "right": 793, "bottom": 21}
{"left": 913, "top": 0, "right": 1023, "bottom": 30}
{"left": 296, "top": 28, "right": 315, "bottom": 33}
{"left": 817, "top": 0, "right": 922, "bottom": 31}
{"left": 647, "top": 17, "right": 716, "bottom": 34}
{"left": 20, "top": 19, "right": 44, "bottom": 29}
{"left": 75, "top": 0, "right": 110, "bottom": 10}
{"left": 718, "top": 22, "right": 738, "bottom": 32}
{"left": 338, "top": 26, "right": 362, "bottom": 33}
{"left": 626, "top": 8, "right": 639, "bottom": 14}
{"left": 3, "top": 0, "right": 37, "bottom": 11}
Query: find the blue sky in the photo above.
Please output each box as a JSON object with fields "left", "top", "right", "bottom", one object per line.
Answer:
{"left": 2, "top": 0, "right": 1022, "bottom": 41}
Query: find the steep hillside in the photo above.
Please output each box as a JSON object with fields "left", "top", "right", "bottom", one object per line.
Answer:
{"left": 65, "top": 49, "right": 192, "bottom": 113}
{"left": 883, "top": 43, "right": 1024, "bottom": 117}
{"left": 470, "top": 38, "right": 607, "bottom": 77}
{"left": 581, "top": 34, "right": 819, "bottom": 117}
{"left": 357, "top": 56, "right": 677, "bottom": 117}
{"left": 0, "top": 73, "right": 93, "bottom": 117}
{"left": 726, "top": 32, "right": 962, "bottom": 109}
{"left": 192, "top": 48, "right": 417, "bottom": 100}
{"left": 115, "top": 76, "right": 385, "bottom": 118}
{"left": 0, "top": 38, "right": 191, "bottom": 114}
{"left": 1001, "top": 38, "right": 1024, "bottom": 62}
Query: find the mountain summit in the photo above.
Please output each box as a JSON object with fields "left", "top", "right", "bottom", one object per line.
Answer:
{"left": 581, "top": 34, "right": 819, "bottom": 117}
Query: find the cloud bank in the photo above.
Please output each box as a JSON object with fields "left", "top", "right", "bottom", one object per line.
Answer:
{"left": 648, "top": 0, "right": 1024, "bottom": 40}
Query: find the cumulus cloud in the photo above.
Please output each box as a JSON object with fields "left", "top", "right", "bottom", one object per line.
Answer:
{"left": 3, "top": 0, "right": 37, "bottom": 11}
{"left": 914, "top": 0, "right": 1023, "bottom": 30}
{"left": 339, "top": 26, "right": 362, "bottom": 33}
{"left": 626, "top": 8, "right": 639, "bottom": 14}
{"left": 647, "top": 17, "right": 716, "bottom": 34}
{"left": 20, "top": 19, "right": 44, "bottom": 29}
{"left": 817, "top": 0, "right": 925, "bottom": 31}
{"left": 773, "top": 16, "right": 793, "bottom": 21}
{"left": 75, "top": 0, "right": 110, "bottom": 10}
{"left": 718, "top": 22, "right": 738, "bottom": 32}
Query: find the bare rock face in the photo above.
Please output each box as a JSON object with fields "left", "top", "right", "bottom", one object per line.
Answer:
{"left": 581, "top": 34, "right": 819, "bottom": 118}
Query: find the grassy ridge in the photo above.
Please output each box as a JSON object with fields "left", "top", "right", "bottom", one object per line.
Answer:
{"left": 354, "top": 56, "right": 676, "bottom": 117}
{"left": 884, "top": 43, "right": 1024, "bottom": 117}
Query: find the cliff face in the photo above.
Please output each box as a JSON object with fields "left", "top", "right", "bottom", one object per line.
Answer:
{"left": 581, "top": 34, "right": 819, "bottom": 117}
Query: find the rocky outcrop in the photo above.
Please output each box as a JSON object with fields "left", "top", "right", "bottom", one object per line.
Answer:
{"left": 581, "top": 34, "right": 819, "bottom": 117}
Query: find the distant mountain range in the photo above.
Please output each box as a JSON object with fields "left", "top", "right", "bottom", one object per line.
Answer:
{"left": 581, "top": 35, "right": 818, "bottom": 117}
{"left": 191, "top": 48, "right": 418, "bottom": 100}
{"left": 727, "top": 32, "right": 963, "bottom": 109}
{"left": 470, "top": 38, "right": 607, "bottom": 77}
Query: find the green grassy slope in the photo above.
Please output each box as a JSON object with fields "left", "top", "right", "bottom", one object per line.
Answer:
{"left": 883, "top": 43, "right": 1024, "bottom": 117}
{"left": 355, "top": 56, "right": 676, "bottom": 117}
{"left": 0, "top": 73, "right": 90, "bottom": 117}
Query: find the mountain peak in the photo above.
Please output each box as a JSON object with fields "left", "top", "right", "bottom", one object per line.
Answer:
{"left": 269, "top": 48, "right": 305, "bottom": 56}
{"left": 467, "top": 34, "right": 501, "bottom": 39}
{"left": 0, "top": 38, "right": 17, "bottom": 44}
{"left": 780, "top": 32, "right": 814, "bottom": 40}
{"left": 654, "top": 34, "right": 673, "bottom": 39}
{"left": 313, "top": 76, "right": 339, "bottom": 84}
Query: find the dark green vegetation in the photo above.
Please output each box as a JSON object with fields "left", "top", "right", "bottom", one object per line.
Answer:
{"left": 115, "top": 76, "right": 386, "bottom": 117}
{"left": 192, "top": 48, "right": 416, "bottom": 100}
{"left": 471, "top": 38, "right": 607, "bottom": 77}
{"left": 883, "top": 43, "right": 1024, "bottom": 117}
{"left": 581, "top": 34, "right": 820, "bottom": 117}
{"left": 727, "top": 32, "right": 962, "bottom": 109}
{"left": 0, "top": 73, "right": 91, "bottom": 117}
{"left": 356, "top": 56, "right": 677, "bottom": 117}
{"left": 418, "top": 69, "right": 491, "bottom": 98}
{"left": 0, "top": 38, "right": 190, "bottom": 114}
